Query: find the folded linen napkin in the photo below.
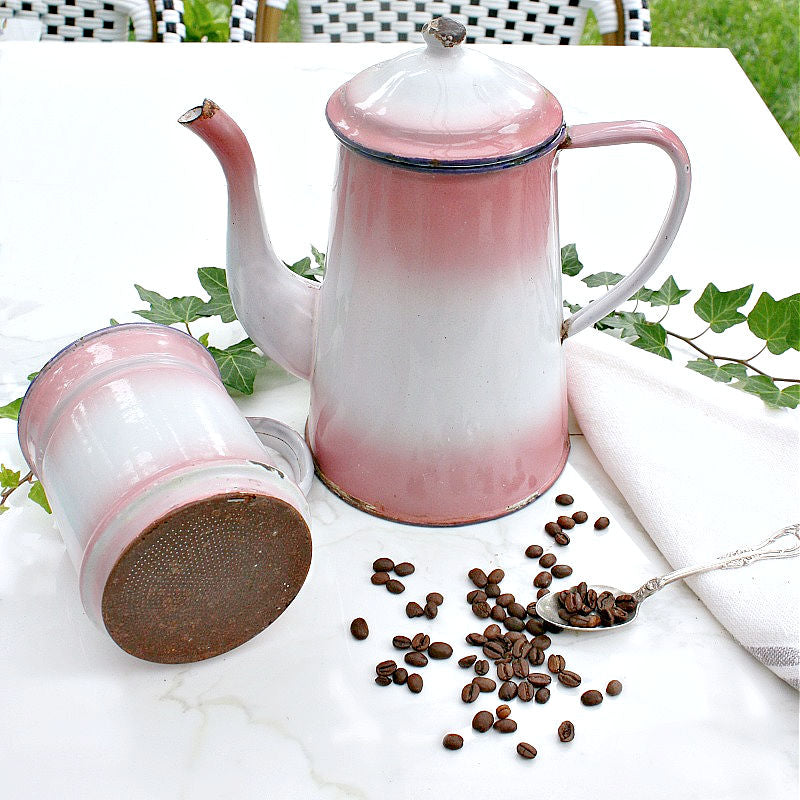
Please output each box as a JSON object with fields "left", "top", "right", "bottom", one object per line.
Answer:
{"left": 565, "top": 328, "right": 800, "bottom": 688}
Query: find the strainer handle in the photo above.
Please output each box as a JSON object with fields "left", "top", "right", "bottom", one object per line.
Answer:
{"left": 246, "top": 417, "right": 314, "bottom": 497}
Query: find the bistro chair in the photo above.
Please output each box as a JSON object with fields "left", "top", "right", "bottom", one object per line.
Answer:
{"left": 0, "top": 0, "right": 185, "bottom": 41}
{"left": 229, "top": 0, "right": 285, "bottom": 41}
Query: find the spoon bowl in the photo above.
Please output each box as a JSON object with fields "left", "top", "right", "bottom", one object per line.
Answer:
{"left": 535, "top": 584, "right": 639, "bottom": 632}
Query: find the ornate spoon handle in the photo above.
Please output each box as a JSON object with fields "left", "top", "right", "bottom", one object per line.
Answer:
{"left": 631, "top": 523, "right": 800, "bottom": 603}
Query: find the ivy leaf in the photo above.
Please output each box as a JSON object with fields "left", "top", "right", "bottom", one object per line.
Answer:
{"left": 0, "top": 397, "right": 23, "bottom": 421}
{"left": 779, "top": 385, "right": 800, "bottom": 408}
{"left": 198, "top": 267, "right": 237, "bottom": 323}
{"left": 693, "top": 283, "right": 753, "bottom": 333}
{"left": 27, "top": 481, "right": 51, "bottom": 513}
{"left": 311, "top": 245, "right": 327, "bottom": 272}
{"left": 648, "top": 275, "right": 691, "bottom": 307}
{"left": 733, "top": 375, "right": 799, "bottom": 409}
{"left": 629, "top": 287, "right": 655, "bottom": 302}
{"left": 133, "top": 285, "right": 209, "bottom": 326}
{"left": 561, "top": 244, "right": 584, "bottom": 277}
{"left": 1, "top": 465, "right": 21, "bottom": 489}
{"left": 600, "top": 311, "right": 646, "bottom": 339}
{"left": 0, "top": 506, "right": 8, "bottom": 515}
{"left": 563, "top": 299, "right": 582, "bottom": 314}
{"left": 207, "top": 338, "right": 267, "bottom": 395}
{"left": 286, "top": 256, "right": 312, "bottom": 277}
{"left": 686, "top": 359, "right": 747, "bottom": 383}
{"left": 198, "top": 332, "right": 210, "bottom": 347}
{"left": 582, "top": 271, "right": 624, "bottom": 289}
{"left": 631, "top": 322, "right": 672, "bottom": 359}
{"left": 109, "top": 318, "right": 120, "bottom": 327}
{"left": 26, "top": 371, "right": 40, "bottom": 381}
{"left": 747, "top": 292, "right": 800, "bottom": 354}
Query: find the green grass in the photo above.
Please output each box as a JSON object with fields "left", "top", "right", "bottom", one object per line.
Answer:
{"left": 277, "top": 0, "right": 799, "bottom": 151}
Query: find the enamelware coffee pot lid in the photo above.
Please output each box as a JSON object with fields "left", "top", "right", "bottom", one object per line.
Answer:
{"left": 325, "top": 17, "right": 566, "bottom": 170}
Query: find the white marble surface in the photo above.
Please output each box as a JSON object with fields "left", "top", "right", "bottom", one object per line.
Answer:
{"left": 0, "top": 43, "right": 798, "bottom": 799}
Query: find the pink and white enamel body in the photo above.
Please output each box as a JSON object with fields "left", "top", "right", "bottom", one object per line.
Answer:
{"left": 180, "top": 17, "right": 690, "bottom": 526}
{"left": 18, "top": 323, "right": 311, "bottom": 626}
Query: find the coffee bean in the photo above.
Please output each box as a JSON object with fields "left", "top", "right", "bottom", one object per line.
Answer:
{"left": 606, "top": 679, "right": 623, "bottom": 696}
{"left": 392, "top": 668, "right": 408, "bottom": 685}
{"left": 474, "top": 659, "right": 489, "bottom": 676}
{"left": 558, "top": 670, "right": 582, "bottom": 688}
{"left": 535, "top": 687, "right": 550, "bottom": 704}
{"left": 556, "top": 515, "right": 576, "bottom": 530}
{"left": 597, "top": 591, "right": 614, "bottom": 610}
{"left": 615, "top": 594, "right": 638, "bottom": 613}
{"left": 472, "top": 710, "right": 494, "bottom": 733}
{"left": 406, "top": 601, "right": 424, "bottom": 618}
{"left": 533, "top": 572, "right": 552, "bottom": 589}
{"left": 394, "top": 562, "right": 415, "bottom": 576}
{"left": 407, "top": 673, "right": 423, "bottom": 693}
{"left": 458, "top": 655, "right": 477, "bottom": 668}
{"left": 527, "top": 673, "right": 551, "bottom": 688}
{"left": 426, "top": 592, "right": 444, "bottom": 606}
{"left": 511, "top": 638, "right": 531, "bottom": 659}
{"left": 466, "top": 589, "right": 487, "bottom": 604}
{"left": 494, "top": 593, "right": 513, "bottom": 608}
{"left": 611, "top": 607, "right": 629, "bottom": 623}
{"left": 376, "top": 660, "right": 397, "bottom": 676}
{"left": 424, "top": 601, "right": 439, "bottom": 619}
{"left": 539, "top": 553, "right": 557, "bottom": 568}
{"left": 466, "top": 632, "right": 487, "bottom": 646}
{"left": 544, "top": 522, "right": 562, "bottom": 537}
{"left": 442, "top": 733, "right": 463, "bottom": 750}
{"left": 581, "top": 689, "right": 603, "bottom": 706}
{"left": 504, "top": 602, "right": 523, "bottom": 620}
{"left": 528, "top": 647, "right": 545, "bottom": 666}
{"left": 350, "top": 618, "right": 369, "bottom": 640}
{"left": 512, "top": 658, "right": 530, "bottom": 679}
{"left": 496, "top": 704, "right": 511, "bottom": 719}
{"left": 494, "top": 718, "right": 518, "bottom": 733}
{"left": 576, "top": 582, "right": 588, "bottom": 599}
{"left": 392, "top": 635, "right": 411, "bottom": 650}
{"left": 570, "top": 613, "right": 601, "bottom": 628}
{"left": 490, "top": 605, "right": 507, "bottom": 622}
{"left": 599, "top": 609, "right": 616, "bottom": 627}
{"left": 555, "top": 494, "right": 574, "bottom": 506}
{"left": 551, "top": 564, "right": 573, "bottom": 579}
{"left": 497, "top": 662, "right": 514, "bottom": 681}
{"left": 375, "top": 675, "right": 391, "bottom": 686}
{"left": 547, "top": 654, "right": 566, "bottom": 673}
{"left": 498, "top": 681, "right": 517, "bottom": 700}
{"left": 554, "top": 532, "right": 570, "bottom": 546}
{"left": 504, "top": 617, "right": 525, "bottom": 632}
{"left": 531, "top": 634, "right": 551, "bottom": 651}
{"left": 525, "top": 617, "right": 544, "bottom": 634}
{"left": 485, "top": 583, "right": 501, "bottom": 598}
{"left": 472, "top": 601, "right": 491, "bottom": 619}
{"left": 505, "top": 631, "right": 525, "bottom": 643}
{"left": 386, "top": 579, "right": 405, "bottom": 594}
{"left": 487, "top": 568, "right": 505, "bottom": 584}
{"left": 411, "top": 633, "right": 430, "bottom": 651}
{"left": 586, "top": 589, "right": 598, "bottom": 609}
{"left": 372, "top": 557, "right": 394, "bottom": 572}
{"left": 525, "top": 544, "right": 544, "bottom": 559}
{"left": 428, "top": 642, "right": 453, "bottom": 660}
{"left": 405, "top": 651, "right": 428, "bottom": 667}
{"left": 468, "top": 568, "right": 488, "bottom": 588}
{"left": 483, "top": 624, "right": 503, "bottom": 640}
{"left": 572, "top": 511, "right": 588, "bottom": 524}
{"left": 558, "top": 721, "right": 575, "bottom": 742}
{"left": 558, "top": 609, "right": 573, "bottom": 622}
{"left": 462, "top": 683, "right": 480, "bottom": 703}
{"left": 517, "top": 681, "right": 534, "bottom": 702}
{"left": 594, "top": 516, "right": 610, "bottom": 530}
{"left": 536, "top": 588, "right": 550, "bottom": 600}
{"left": 371, "top": 571, "right": 390, "bottom": 585}
{"left": 473, "top": 677, "right": 496, "bottom": 693}
{"left": 517, "top": 742, "right": 537, "bottom": 759}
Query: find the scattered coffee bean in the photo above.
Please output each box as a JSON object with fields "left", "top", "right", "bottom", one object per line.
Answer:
{"left": 371, "top": 572, "right": 390, "bottom": 585}
{"left": 539, "top": 553, "right": 557, "bottom": 568}
{"left": 487, "top": 568, "right": 505, "bottom": 584}
{"left": 405, "top": 651, "right": 428, "bottom": 667}
{"left": 554, "top": 533, "right": 570, "bottom": 546}
{"left": 350, "top": 618, "right": 369, "bottom": 640}
{"left": 466, "top": 633, "right": 487, "bottom": 646}
{"left": 468, "top": 568, "right": 488, "bottom": 588}
{"left": 490, "top": 605, "right": 507, "bottom": 622}
{"left": 372, "top": 557, "right": 394, "bottom": 572}
{"left": 497, "top": 661, "right": 514, "bottom": 681}
{"left": 517, "top": 742, "right": 537, "bottom": 759}
{"left": 505, "top": 602, "right": 524, "bottom": 620}
{"left": 443, "top": 733, "right": 463, "bottom": 750}
{"left": 498, "top": 681, "right": 517, "bottom": 700}
{"left": 473, "top": 676, "right": 497, "bottom": 693}
{"left": 531, "top": 634, "right": 551, "bottom": 651}
{"left": 474, "top": 659, "right": 489, "bottom": 676}
{"left": 407, "top": 673, "right": 423, "bottom": 693}
{"left": 517, "top": 681, "right": 534, "bottom": 702}
{"left": 412, "top": 633, "right": 430, "bottom": 651}
{"left": 428, "top": 642, "right": 453, "bottom": 660}
{"left": 386, "top": 579, "right": 405, "bottom": 594}
{"left": 483, "top": 624, "right": 502, "bottom": 640}
{"left": 526, "top": 616, "right": 544, "bottom": 633}
{"left": 558, "top": 670, "right": 582, "bottom": 688}
{"left": 557, "top": 515, "right": 576, "bottom": 530}
{"left": 544, "top": 522, "right": 562, "bottom": 537}
{"left": 506, "top": 631, "right": 524, "bottom": 643}
{"left": 536, "top": 588, "right": 550, "bottom": 599}
{"left": 472, "top": 710, "right": 494, "bottom": 732}
{"left": 496, "top": 704, "right": 511, "bottom": 719}
{"left": 527, "top": 673, "right": 551, "bottom": 688}
{"left": 512, "top": 658, "right": 530, "bottom": 679}
{"left": 375, "top": 675, "right": 391, "bottom": 686}
{"left": 394, "top": 562, "right": 415, "bottom": 576}
{"left": 551, "top": 564, "right": 573, "bottom": 579}
{"left": 581, "top": 689, "right": 603, "bottom": 706}
{"left": 426, "top": 592, "right": 444, "bottom": 606}
{"left": 462, "top": 683, "right": 480, "bottom": 703}
{"left": 393, "top": 635, "right": 411, "bottom": 650}
{"left": 572, "top": 511, "right": 588, "bottom": 524}
{"left": 392, "top": 668, "right": 408, "bottom": 685}
{"left": 466, "top": 589, "right": 487, "bottom": 604}
{"left": 555, "top": 494, "right": 574, "bottom": 506}
{"left": 472, "top": 601, "right": 491, "bottom": 619}
{"left": 558, "top": 721, "right": 575, "bottom": 742}
{"left": 533, "top": 571, "right": 552, "bottom": 589}
{"left": 511, "top": 638, "right": 531, "bottom": 659}
{"left": 504, "top": 617, "right": 525, "bottom": 632}
{"left": 376, "top": 660, "right": 397, "bottom": 676}
{"left": 606, "top": 679, "right": 623, "bottom": 696}
{"left": 458, "top": 655, "right": 477, "bottom": 668}
{"left": 424, "top": 601, "right": 439, "bottom": 619}
{"left": 406, "top": 601, "right": 424, "bottom": 618}
{"left": 494, "top": 718, "right": 517, "bottom": 733}
{"left": 548, "top": 654, "right": 566, "bottom": 673}
{"left": 485, "top": 583, "right": 501, "bottom": 598}
{"left": 528, "top": 647, "right": 545, "bottom": 666}
{"left": 594, "top": 516, "right": 610, "bottom": 530}
{"left": 535, "top": 687, "right": 550, "bottom": 704}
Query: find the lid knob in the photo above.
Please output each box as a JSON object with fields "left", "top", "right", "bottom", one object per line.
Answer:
{"left": 421, "top": 17, "right": 466, "bottom": 49}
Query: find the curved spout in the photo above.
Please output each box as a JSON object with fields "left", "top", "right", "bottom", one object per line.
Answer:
{"left": 179, "top": 100, "right": 319, "bottom": 380}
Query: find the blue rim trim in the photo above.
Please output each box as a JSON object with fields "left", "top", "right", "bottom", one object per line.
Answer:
{"left": 326, "top": 120, "right": 568, "bottom": 173}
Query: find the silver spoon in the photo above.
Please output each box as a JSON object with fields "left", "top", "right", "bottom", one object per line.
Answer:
{"left": 535, "top": 523, "right": 800, "bottom": 632}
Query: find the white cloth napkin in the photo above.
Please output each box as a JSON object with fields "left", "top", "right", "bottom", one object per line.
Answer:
{"left": 565, "top": 329, "right": 800, "bottom": 688}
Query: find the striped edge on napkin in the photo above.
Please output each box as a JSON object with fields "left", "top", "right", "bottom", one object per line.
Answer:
{"left": 565, "top": 329, "right": 800, "bottom": 689}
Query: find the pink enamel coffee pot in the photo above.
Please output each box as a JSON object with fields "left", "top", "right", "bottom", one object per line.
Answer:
{"left": 180, "top": 17, "right": 691, "bottom": 526}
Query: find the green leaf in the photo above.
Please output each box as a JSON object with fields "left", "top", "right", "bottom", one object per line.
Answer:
{"left": 26, "top": 371, "right": 40, "bottom": 381}
{"left": 733, "top": 375, "right": 799, "bottom": 409}
{"left": 133, "top": 285, "right": 209, "bottom": 327}
{"left": 0, "top": 505, "right": 8, "bottom": 515}
{"left": 286, "top": 256, "right": 312, "bottom": 276}
{"left": 198, "top": 332, "right": 210, "bottom": 348}
{"left": 563, "top": 299, "right": 582, "bottom": 314}
{"left": 747, "top": 292, "right": 800, "bottom": 354}
{"left": 198, "top": 267, "right": 237, "bottom": 323}
{"left": 27, "top": 481, "right": 51, "bottom": 513}
{"left": 629, "top": 287, "right": 655, "bottom": 302}
{"left": 311, "top": 245, "right": 327, "bottom": 272}
{"left": 0, "top": 397, "right": 23, "bottom": 421}
{"left": 1, "top": 465, "right": 21, "bottom": 489}
{"left": 207, "top": 338, "right": 268, "bottom": 395}
{"left": 631, "top": 322, "right": 672, "bottom": 359}
{"left": 581, "top": 271, "right": 624, "bottom": 289}
{"left": 560, "top": 244, "right": 584, "bottom": 277}
{"left": 686, "top": 359, "right": 748, "bottom": 383}
{"left": 779, "top": 385, "right": 800, "bottom": 408}
{"left": 599, "top": 311, "right": 646, "bottom": 339}
{"left": 693, "top": 283, "right": 753, "bottom": 333}
{"left": 648, "top": 275, "right": 691, "bottom": 307}
{"left": 109, "top": 318, "right": 120, "bottom": 327}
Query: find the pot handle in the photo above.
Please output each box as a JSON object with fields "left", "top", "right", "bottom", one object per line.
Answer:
{"left": 247, "top": 416, "right": 314, "bottom": 497}
{"left": 559, "top": 121, "right": 691, "bottom": 339}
